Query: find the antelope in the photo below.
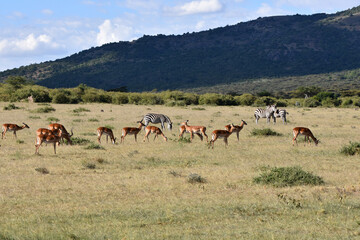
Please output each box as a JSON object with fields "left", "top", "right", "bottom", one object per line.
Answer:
{"left": 35, "top": 129, "right": 63, "bottom": 154}
{"left": 121, "top": 121, "right": 145, "bottom": 143}
{"left": 179, "top": 120, "right": 208, "bottom": 142}
{"left": 2, "top": 123, "right": 30, "bottom": 139}
{"left": 209, "top": 124, "right": 235, "bottom": 149}
{"left": 48, "top": 123, "right": 73, "bottom": 145}
{"left": 36, "top": 128, "right": 62, "bottom": 146}
{"left": 292, "top": 127, "right": 319, "bottom": 146}
{"left": 225, "top": 120, "right": 247, "bottom": 141}
{"left": 97, "top": 127, "right": 116, "bottom": 144}
{"left": 144, "top": 126, "right": 167, "bottom": 142}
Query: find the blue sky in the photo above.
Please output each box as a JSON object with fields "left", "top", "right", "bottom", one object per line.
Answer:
{"left": 1, "top": 0, "right": 359, "bottom": 71}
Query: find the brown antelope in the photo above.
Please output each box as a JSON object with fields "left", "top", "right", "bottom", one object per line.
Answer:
{"left": 209, "top": 124, "right": 235, "bottom": 149}
{"left": 121, "top": 121, "right": 145, "bottom": 143}
{"left": 36, "top": 128, "right": 62, "bottom": 146}
{"left": 97, "top": 127, "right": 116, "bottom": 144}
{"left": 2, "top": 123, "right": 30, "bottom": 139}
{"left": 225, "top": 120, "right": 247, "bottom": 141}
{"left": 35, "top": 129, "right": 63, "bottom": 154}
{"left": 144, "top": 126, "right": 167, "bottom": 142}
{"left": 48, "top": 123, "right": 73, "bottom": 145}
{"left": 179, "top": 120, "right": 208, "bottom": 142}
{"left": 292, "top": 127, "right": 319, "bottom": 146}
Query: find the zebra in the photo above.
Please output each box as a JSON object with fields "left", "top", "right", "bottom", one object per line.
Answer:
{"left": 254, "top": 105, "right": 277, "bottom": 124}
{"left": 274, "top": 109, "right": 289, "bottom": 124}
{"left": 141, "top": 113, "right": 173, "bottom": 131}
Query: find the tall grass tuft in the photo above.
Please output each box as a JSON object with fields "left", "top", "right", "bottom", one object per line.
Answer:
{"left": 47, "top": 117, "right": 59, "bottom": 123}
{"left": 73, "top": 107, "right": 90, "bottom": 113}
{"left": 84, "top": 143, "right": 105, "bottom": 150}
{"left": 340, "top": 142, "right": 360, "bottom": 156}
{"left": 35, "top": 167, "right": 50, "bottom": 174}
{"left": 251, "top": 128, "right": 282, "bottom": 136}
{"left": 187, "top": 173, "right": 207, "bottom": 183}
{"left": 3, "top": 103, "right": 20, "bottom": 110}
{"left": 253, "top": 166, "right": 324, "bottom": 187}
{"left": 31, "top": 106, "right": 56, "bottom": 113}
{"left": 68, "top": 137, "right": 91, "bottom": 145}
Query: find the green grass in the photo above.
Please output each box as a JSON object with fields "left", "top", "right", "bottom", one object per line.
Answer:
{"left": 3, "top": 103, "right": 20, "bottom": 110}
{"left": 0, "top": 103, "right": 360, "bottom": 239}
{"left": 31, "top": 106, "right": 56, "bottom": 113}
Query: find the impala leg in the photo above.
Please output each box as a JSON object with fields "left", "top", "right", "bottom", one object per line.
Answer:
{"left": 53, "top": 142, "right": 57, "bottom": 154}
{"left": 196, "top": 133, "right": 203, "bottom": 141}
{"left": 97, "top": 132, "right": 102, "bottom": 144}
{"left": 190, "top": 132, "right": 194, "bottom": 142}
{"left": 224, "top": 138, "right": 228, "bottom": 147}
{"left": 236, "top": 132, "right": 239, "bottom": 141}
{"left": 203, "top": 132, "right": 208, "bottom": 142}
{"left": 153, "top": 134, "right": 157, "bottom": 141}
{"left": 293, "top": 132, "right": 299, "bottom": 146}
{"left": 106, "top": 135, "right": 108, "bottom": 143}
{"left": 13, "top": 131, "right": 17, "bottom": 139}
{"left": 134, "top": 134, "right": 137, "bottom": 142}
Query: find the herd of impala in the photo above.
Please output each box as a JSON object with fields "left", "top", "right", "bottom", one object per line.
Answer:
{"left": 0, "top": 111, "right": 319, "bottom": 154}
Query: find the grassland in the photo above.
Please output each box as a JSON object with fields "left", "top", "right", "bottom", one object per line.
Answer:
{"left": 0, "top": 103, "right": 359, "bottom": 239}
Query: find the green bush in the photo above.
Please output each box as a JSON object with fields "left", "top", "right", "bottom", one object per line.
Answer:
{"left": 253, "top": 166, "right": 324, "bottom": 187}
{"left": 187, "top": 173, "right": 206, "bottom": 183}
{"left": 3, "top": 103, "right": 20, "bottom": 110}
{"left": 340, "top": 142, "right": 360, "bottom": 156}
{"left": 253, "top": 97, "right": 276, "bottom": 107}
{"left": 303, "top": 98, "right": 321, "bottom": 107}
{"left": 52, "top": 92, "right": 71, "bottom": 104}
{"left": 47, "top": 117, "right": 59, "bottom": 123}
{"left": 84, "top": 143, "right": 105, "bottom": 150}
{"left": 112, "top": 93, "right": 129, "bottom": 104}
{"left": 251, "top": 128, "right": 281, "bottom": 136}
{"left": 69, "top": 137, "right": 91, "bottom": 145}
{"left": 31, "top": 106, "right": 56, "bottom": 113}
{"left": 234, "top": 93, "right": 256, "bottom": 106}
{"left": 73, "top": 107, "right": 90, "bottom": 113}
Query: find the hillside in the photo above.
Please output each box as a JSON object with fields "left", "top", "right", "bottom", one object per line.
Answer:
{"left": 1, "top": 6, "right": 360, "bottom": 92}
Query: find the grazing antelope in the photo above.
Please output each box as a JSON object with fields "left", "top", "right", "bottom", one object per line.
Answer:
{"left": 35, "top": 129, "right": 63, "bottom": 154}
{"left": 144, "top": 126, "right": 167, "bottom": 142}
{"left": 36, "top": 128, "right": 62, "bottom": 146}
{"left": 292, "top": 127, "right": 319, "bottom": 146}
{"left": 121, "top": 121, "right": 145, "bottom": 143}
{"left": 97, "top": 127, "right": 116, "bottom": 144}
{"left": 209, "top": 124, "right": 235, "bottom": 149}
{"left": 179, "top": 120, "right": 208, "bottom": 142}
{"left": 225, "top": 120, "right": 247, "bottom": 141}
{"left": 48, "top": 123, "right": 73, "bottom": 145}
{"left": 2, "top": 123, "right": 30, "bottom": 139}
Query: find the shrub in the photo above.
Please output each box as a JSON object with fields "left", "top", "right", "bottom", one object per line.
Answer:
{"left": 177, "top": 136, "right": 191, "bottom": 143}
{"left": 52, "top": 92, "right": 71, "bottom": 104}
{"left": 340, "top": 142, "right": 360, "bottom": 156}
{"left": 83, "top": 162, "right": 96, "bottom": 169}
{"left": 73, "top": 107, "right": 90, "bottom": 113}
{"left": 303, "top": 98, "right": 321, "bottom": 107}
{"left": 31, "top": 106, "right": 56, "bottom": 113}
{"left": 69, "top": 137, "right": 91, "bottom": 145}
{"left": 253, "top": 97, "right": 276, "bottom": 107}
{"left": 35, "top": 167, "right": 50, "bottom": 174}
{"left": 47, "top": 117, "right": 59, "bottom": 123}
{"left": 251, "top": 128, "right": 281, "bottom": 136}
{"left": 3, "top": 103, "right": 20, "bottom": 110}
{"left": 234, "top": 93, "right": 256, "bottom": 106}
{"left": 88, "top": 118, "right": 99, "bottom": 122}
{"left": 84, "top": 143, "right": 105, "bottom": 150}
{"left": 187, "top": 173, "right": 206, "bottom": 183}
{"left": 253, "top": 166, "right": 324, "bottom": 187}
{"left": 112, "top": 93, "right": 129, "bottom": 104}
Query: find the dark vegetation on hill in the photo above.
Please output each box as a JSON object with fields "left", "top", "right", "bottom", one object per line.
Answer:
{"left": 1, "top": 6, "right": 360, "bottom": 92}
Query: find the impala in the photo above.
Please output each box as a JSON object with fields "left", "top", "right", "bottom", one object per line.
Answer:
{"left": 179, "top": 120, "right": 208, "bottom": 142}
{"left": 292, "top": 127, "right": 319, "bottom": 146}
{"left": 36, "top": 128, "right": 62, "bottom": 146}
{"left": 121, "top": 121, "right": 145, "bottom": 143}
{"left": 2, "top": 123, "right": 30, "bottom": 139}
{"left": 48, "top": 123, "right": 73, "bottom": 145}
{"left": 35, "top": 129, "right": 63, "bottom": 154}
{"left": 225, "top": 120, "right": 247, "bottom": 141}
{"left": 97, "top": 127, "right": 116, "bottom": 144}
{"left": 209, "top": 124, "right": 235, "bottom": 149}
{"left": 144, "top": 126, "right": 167, "bottom": 142}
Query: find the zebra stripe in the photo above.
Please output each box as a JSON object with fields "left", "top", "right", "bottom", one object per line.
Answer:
{"left": 141, "top": 113, "right": 173, "bottom": 130}
{"left": 274, "top": 109, "right": 289, "bottom": 124}
{"left": 254, "top": 105, "right": 277, "bottom": 124}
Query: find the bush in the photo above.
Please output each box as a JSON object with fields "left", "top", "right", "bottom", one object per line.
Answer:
{"left": 52, "top": 92, "right": 71, "bottom": 104}
{"left": 112, "top": 93, "right": 129, "bottom": 104}
{"left": 31, "top": 106, "right": 56, "bottom": 113}
{"left": 251, "top": 128, "right": 281, "bottom": 136}
{"left": 84, "top": 143, "right": 105, "bottom": 150}
{"left": 303, "top": 98, "right": 321, "bottom": 107}
{"left": 187, "top": 173, "right": 206, "bottom": 183}
{"left": 234, "top": 93, "right": 256, "bottom": 106}
{"left": 68, "top": 137, "right": 91, "bottom": 145}
{"left": 3, "top": 103, "right": 20, "bottom": 110}
{"left": 73, "top": 107, "right": 90, "bottom": 113}
{"left": 340, "top": 142, "right": 360, "bottom": 156}
{"left": 253, "top": 166, "right": 324, "bottom": 187}
{"left": 253, "top": 97, "right": 276, "bottom": 107}
{"left": 47, "top": 117, "right": 59, "bottom": 123}
{"left": 342, "top": 99, "right": 353, "bottom": 107}
{"left": 35, "top": 167, "right": 50, "bottom": 174}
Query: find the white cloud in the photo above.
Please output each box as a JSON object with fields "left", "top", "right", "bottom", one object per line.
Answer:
{"left": 165, "top": 0, "right": 223, "bottom": 16}
{"left": 256, "top": 3, "right": 289, "bottom": 17}
{"left": 0, "top": 34, "right": 61, "bottom": 57}
{"left": 42, "top": 9, "right": 53, "bottom": 15}
{"left": 195, "top": 20, "right": 206, "bottom": 30}
{"left": 96, "top": 19, "right": 133, "bottom": 45}
{"left": 275, "top": 0, "right": 360, "bottom": 13}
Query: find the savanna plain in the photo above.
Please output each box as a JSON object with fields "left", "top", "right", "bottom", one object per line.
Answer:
{"left": 0, "top": 102, "right": 359, "bottom": 239}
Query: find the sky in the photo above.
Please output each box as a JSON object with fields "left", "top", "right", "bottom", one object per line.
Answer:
{"left": 0, "top": 0, "right": 359, "bottom": 71}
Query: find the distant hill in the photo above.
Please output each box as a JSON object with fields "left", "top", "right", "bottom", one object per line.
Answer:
{"left": 1, "top": 6, "right": 360, "bottom": 92}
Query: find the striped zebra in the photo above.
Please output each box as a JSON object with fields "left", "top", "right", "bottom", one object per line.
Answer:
{"left": 141, "top": 113, "right": 173, "bottom": 131}
{"left": 274, "top": 109, "right": 289, "bottom": 124}
{"left": 254, "top": 105, "right": 277, "bottom": 124}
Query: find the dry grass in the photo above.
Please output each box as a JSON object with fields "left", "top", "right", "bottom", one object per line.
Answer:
{"left": 0, "top": 102, "right": 360, "bottom": 239}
